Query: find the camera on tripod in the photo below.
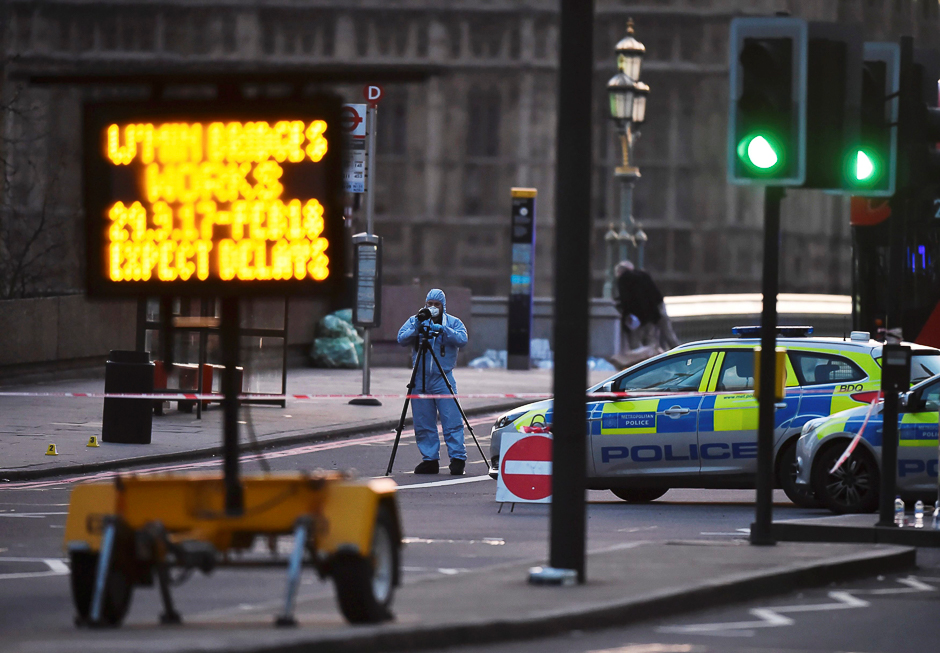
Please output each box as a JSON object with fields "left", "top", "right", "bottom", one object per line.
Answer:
{"left": 415, "top": 306, "right": 440, "bottom": 322}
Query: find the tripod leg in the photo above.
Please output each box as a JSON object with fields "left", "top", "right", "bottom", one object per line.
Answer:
{"left": 426, "top": 347, "right": 491, "bottom": 469}
{"left": 385, "top": 347, "right": 424, "bottom": 476}
{"left": 385, "top": 397, "right": 411, "bottom": 476}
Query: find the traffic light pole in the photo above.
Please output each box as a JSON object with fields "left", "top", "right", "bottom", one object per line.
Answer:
{"left": 547, "top": 0, "right": 592, "bottom": 584}
{"left": 751, "top": 185, "right": 783, "bottom": 546}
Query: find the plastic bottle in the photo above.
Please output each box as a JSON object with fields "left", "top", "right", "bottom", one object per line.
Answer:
{"left": 932, "top": 501, "right": 940, "bottom": 530}
{"left": 914, "top": 500, "right": 924, "bottom": 528}
{"left": 894, "top": 496, "right": 905, "bottom": 527}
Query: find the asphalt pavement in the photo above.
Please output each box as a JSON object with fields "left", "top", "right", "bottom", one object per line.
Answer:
{"left": 0, "top": 365, "right": 924, "bottom": 653}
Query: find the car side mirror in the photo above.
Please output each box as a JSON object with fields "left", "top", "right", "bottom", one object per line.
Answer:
{"left": 903, "top": 390, "right": 925, "bottom": 412}
{"left": 600, "top": 382, "right": 613, "bottom": 393}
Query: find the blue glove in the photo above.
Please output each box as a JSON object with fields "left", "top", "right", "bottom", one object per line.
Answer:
{"left": 428, "top": 323, "right": 444, "bottom": 335}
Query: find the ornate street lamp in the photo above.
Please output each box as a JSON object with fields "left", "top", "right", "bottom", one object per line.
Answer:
{"left": 615, "top": 18, "right": 646, "bottom": 80}
{"left": 602, "top": 18, "right": 649, "bottom": 299}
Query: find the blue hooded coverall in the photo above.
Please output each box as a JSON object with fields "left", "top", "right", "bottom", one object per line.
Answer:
{"left": 397, "top": 289, "right": 468, "bottom": 462}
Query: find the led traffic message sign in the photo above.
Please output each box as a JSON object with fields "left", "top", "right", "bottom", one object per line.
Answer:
{"left": 84, "top": 99, "right": 344, "bottom": 296}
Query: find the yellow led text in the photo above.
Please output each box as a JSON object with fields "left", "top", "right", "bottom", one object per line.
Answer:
{"left": 106, "top": 120, "right": 328, "bottom": 166}
{"left": 104, "top": 119, "right": 331, "bottom": 284}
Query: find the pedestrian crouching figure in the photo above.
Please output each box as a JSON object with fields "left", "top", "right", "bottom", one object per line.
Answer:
{"left": 615, "top": 260, "right": 680, "bottom": 354}
{"left": 397, "top": 289, "right": 469, "bottom": 475}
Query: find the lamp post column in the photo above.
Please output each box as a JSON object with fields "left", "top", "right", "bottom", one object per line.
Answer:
{"left": 603, "top": 223, "right": 620, "bottom": 298}
{"left": 616, "top": 124, "right": 640, "bottom": 268}
{"left": 617, "top": 170, "right": 638, "bottom": 264}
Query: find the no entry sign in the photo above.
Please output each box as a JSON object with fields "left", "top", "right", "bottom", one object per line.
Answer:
{"left": 495, "top": 432, "right": 552, "bottom": 503}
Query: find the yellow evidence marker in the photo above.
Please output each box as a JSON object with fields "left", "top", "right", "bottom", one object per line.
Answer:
{"left": 45, "top": 444, "right": 59, "bottom": 456}
{"left": 87, "top": 436, "right": 100, "bottom": 448}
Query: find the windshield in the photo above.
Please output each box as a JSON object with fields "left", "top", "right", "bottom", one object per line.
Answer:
{"left": 910, "top": 353, "right": 940, "bottom": 384}
{"left": 607, "top": 351, "right": 712, "bottom": 393}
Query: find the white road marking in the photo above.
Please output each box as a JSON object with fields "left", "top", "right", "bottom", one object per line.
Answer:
{"left": 402, "top": 537, "right": 505, "bottom": 545}
{"left": 503, "top": 460, "right": 552, "bottom": 475}
{"left": 0, "top": 557, "right": 70, "bottom": 580}
{"left": 656, "top": 576, "right": 935, "bottom": 636}
{"left": 398, "top": 475, "right": 493, "bottom": 489}
{"left": 866, "top": 576, "right": 935, "bottom": 594}
{"left": 699, "top": 532, "right": 747, "bottom": 536}
{"left": 586, "top": 645, "right": 702, "bottom": 653}
{"left": 0, "top": 512, "right": 68, "bottom": 518}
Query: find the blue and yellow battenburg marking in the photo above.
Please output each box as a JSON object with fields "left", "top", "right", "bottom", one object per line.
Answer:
{"left": 510, "top": 343, "right": 890, "bottom": 467}
{"left": 813, "top": 408, "right": 939, "bottom": 478}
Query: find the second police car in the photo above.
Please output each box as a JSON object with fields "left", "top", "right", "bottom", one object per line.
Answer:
{"left": 489, "top": 327, "right": 940, "bottom": 506}
{"left": 796, "top": 371, "right": 940, "bottom": 514}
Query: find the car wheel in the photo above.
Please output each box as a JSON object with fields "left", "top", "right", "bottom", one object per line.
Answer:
{"left": 610, "top": 488, "right": 668, "bottom": 503}
{"left": 331, "top": 506, "right": 398, "bottom": 624}
{"left": 777, "top": 442, "right": 821, "bottom": 509}
{"left": 811, "top": 442, "right": 880, "bottom": 514}
{"left": 70, "top": 551, "right": 133, "bottom": 626}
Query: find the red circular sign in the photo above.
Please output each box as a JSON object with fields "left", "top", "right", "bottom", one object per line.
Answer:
{"left": 363, "top": 85, "right": 383, "bottom": 104}
{"left": 341, "top": 106, "right": 363, "bottom": 132}
{"left": 500, "top": 435, "right": 552, "bottom": 501}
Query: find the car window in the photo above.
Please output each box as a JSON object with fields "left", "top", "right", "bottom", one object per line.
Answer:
{"left": 910, "top": 353, "right": 940, "bottom": 384}
{"left": 922, "top": 380, "right": 940, "bottom": 411}
{"left": 790, "top": 352, "right": 865, "bottom": 386}
{"left": 715, "top": 350, "right": 754, "bottom": 391}
{"left": 613, "top": 351, "right": 712, "bottom": 393}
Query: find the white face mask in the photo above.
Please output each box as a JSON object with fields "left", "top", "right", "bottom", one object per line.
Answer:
{"left": 427, "top": 306, "right": 440, "bottom": 318}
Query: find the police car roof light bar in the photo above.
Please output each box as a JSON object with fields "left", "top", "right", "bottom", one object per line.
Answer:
{"left": 732, "top": 325, "right": 814, "bottom": 337}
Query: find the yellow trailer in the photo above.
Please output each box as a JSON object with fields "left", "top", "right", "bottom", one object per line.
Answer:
{"left": 64, "top": 471, "right": 401, "bottom": 627}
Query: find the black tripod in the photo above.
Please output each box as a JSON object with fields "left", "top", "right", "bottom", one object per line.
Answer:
{"left": 385, "top": 323, "right": 490, "bottom": 476}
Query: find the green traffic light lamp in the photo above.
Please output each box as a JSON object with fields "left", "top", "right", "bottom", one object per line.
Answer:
{"left": 856, "top": 150, "right": 876, "bottom": 181}
{"left": 737, "top": 133, "right": 782, "bottom": 172}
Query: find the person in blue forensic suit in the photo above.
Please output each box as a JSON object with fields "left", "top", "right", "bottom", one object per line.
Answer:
{"left": 397, "top": 289, "right": 469, "bottom": 475}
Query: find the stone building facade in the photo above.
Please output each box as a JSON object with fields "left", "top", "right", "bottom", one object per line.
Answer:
{"left": 2, "top": 0, "right": 940, "bottom": 301}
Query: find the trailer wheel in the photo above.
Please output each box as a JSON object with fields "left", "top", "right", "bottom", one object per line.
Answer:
{"left": 70, "top": 551, "right": 133, "bottom": 626}
{"left": 331, "top": 506, "right": 398, "bottom": 624}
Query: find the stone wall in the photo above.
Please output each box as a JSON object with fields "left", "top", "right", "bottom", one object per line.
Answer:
{"left": 0, "top": 294, "right": 136, "bottom": 370}
{"left": 2, "top": 0, "right": 939, "bottom": 301}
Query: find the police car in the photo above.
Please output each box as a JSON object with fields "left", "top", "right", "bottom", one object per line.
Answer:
{"left": 795, "top": 372, "right": 940, "bottom": 514}
{"left": 489, "top": 328, "right": 940, "bottom": 506}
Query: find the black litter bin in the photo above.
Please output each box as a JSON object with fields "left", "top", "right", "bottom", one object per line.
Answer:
{"left": 102, "top": 350, "right": 154, "bottom": 444}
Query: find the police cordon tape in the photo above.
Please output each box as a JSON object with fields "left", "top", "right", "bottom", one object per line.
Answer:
{"left": 829, "top": 395, "right": 881, "bottom": 474}
{"left": 0, "top": 386, "right": 882, "bottom": 401}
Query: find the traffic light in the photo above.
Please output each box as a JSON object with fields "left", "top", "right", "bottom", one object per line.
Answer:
{"left": 728, "top": 17, "right": 808, "bottom": 186}
{"left": 902, "top": 47, "right": 940, "bottom": 191}
{"left": 803, "top": 22, "right": 863, "bottom": 190}
{"left": 848, "top": 42, "right": 900, "bottom": 197}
